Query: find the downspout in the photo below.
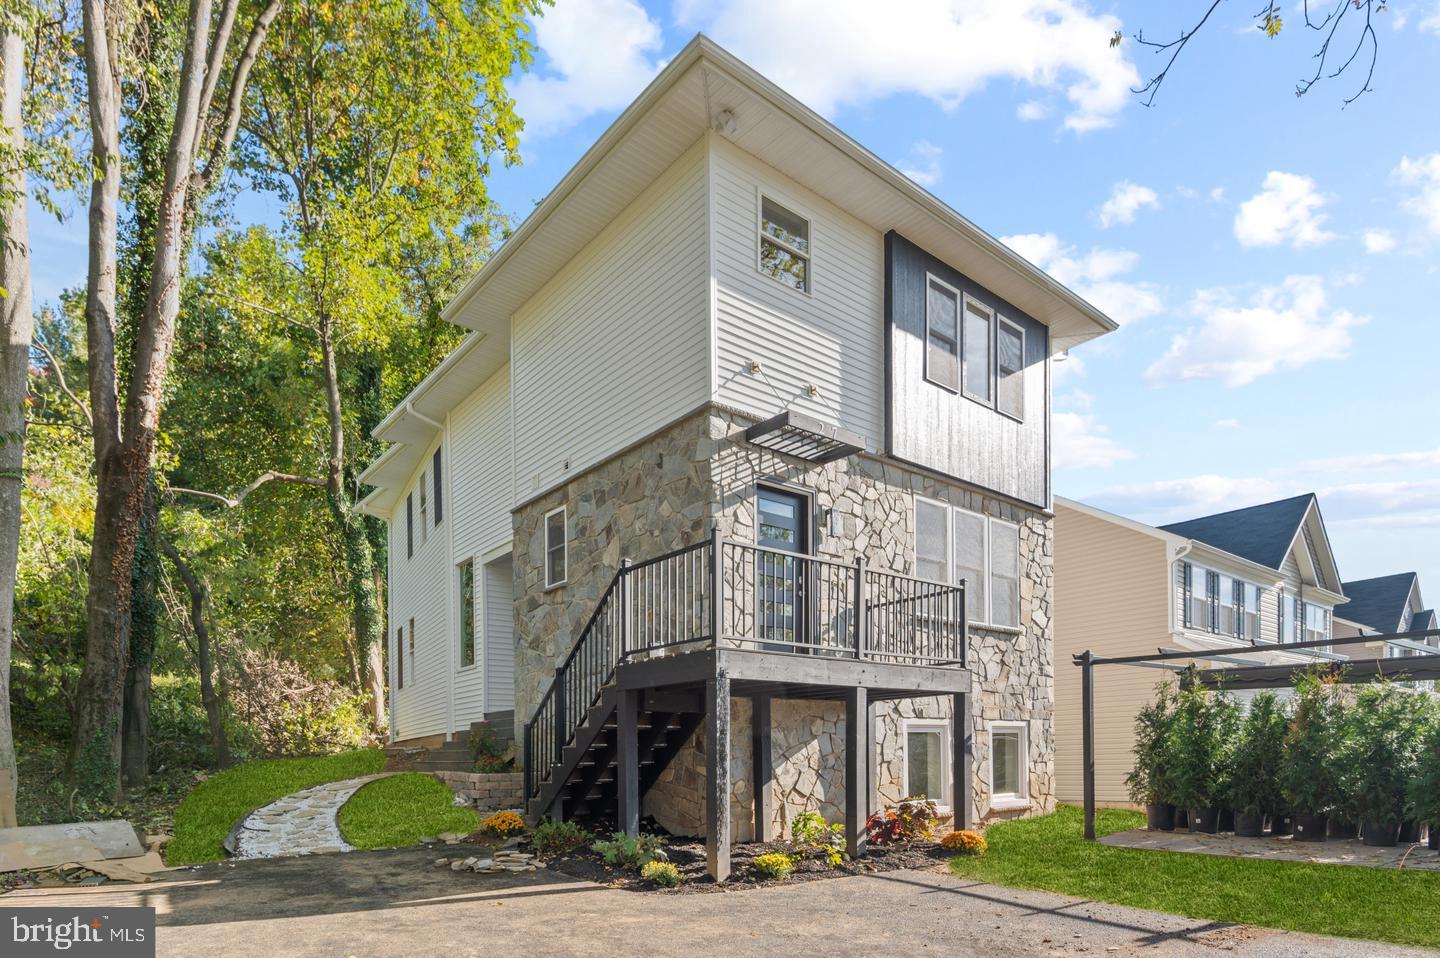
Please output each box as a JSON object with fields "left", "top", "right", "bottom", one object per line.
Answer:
{"left": 444, "top": 410, "right": 456, "bottom": 743}
{"left": 406, "top": 401, "right": 444, "bottom": 432}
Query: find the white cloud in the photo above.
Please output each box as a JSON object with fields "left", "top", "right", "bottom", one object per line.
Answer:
{"left": 1084, "top": 475, "right": 1293, "bottom": 525}
{"left": 1050, "top": 352, "right": 1087, "bottom": 390}
{"left": 899, "top": 141, "right": 944, "bottom": 188}
{"left": 1214, "top": 418, "right": 1240, "bottom": 429}
{"left": 1145, "top": 275, "right": 1367, "bottom": 387}
{"left": 690, "top": 0, "right": 1140, "bottom": 132}
{"left": 1303, "top": 447, "right": 1440, "bottom": 473}
{"left": 1209, "top": 186, "right": 1227, "bottom": 203}
{"left": 1421, "top": 5, "right": 1440, "bottom": 33}
{"left": 1233, "top": 171, "right": 1335, "bottom": 247}
{"left": 1054, "top": 410, "right": 1134, "bottom": 470}
{"left": 510, "top": 0, "right": 664, "bottom": 138}
{"left": 1394, "top": 153, "right": 1440, "bottom": 236}
{"left": 1002, "top": 232, "right": 1163, "bottom": 326}
{"left": 1361, "top": 228, "right": 1397, "bottom": 254}
{"left": 1096, "top": 181, "right": 1159, "bottom": 227}
{"left": 1016, "top": 100, "right": 1051, "bottom": 122}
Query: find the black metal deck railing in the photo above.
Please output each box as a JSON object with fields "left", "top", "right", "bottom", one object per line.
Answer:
{"left": 522, "top": 529, "right": 966, "bottom": 800}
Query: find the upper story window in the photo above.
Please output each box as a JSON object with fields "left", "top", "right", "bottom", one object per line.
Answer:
{"left": 925, "top": 276, "right": 960, "bottom": 391}
{"left": 1279, "top": 588, "right": 1294, "bottom": 642}
{"left": 961, "top": 296, "right": 993, "bottom": 404}
{"left": 1242, "top": 583, "right": 1263, "bottom": 641}
{"left": 1183, "top": 563, "right": 1213, "bottom": 630}
{"left": 418, "top": 470, "right": 429, "bottom": 546}
{"left": 1216, "top": 573, "right": 1237, "bottom": 635}
{"left": 432, "top": 448, "right": 443, "bottom": 527}
{"left": 996, "top": 318, "right": 1025, "bottom": 421}
{"left": 1304, "top": 603, "right": 1330, "bottom": 646}
{"left": 545, "top": 506, "right": 568, "bottom": 588}
{"left": 914, "top": 497, "right": 1020, "bottom": 629}
{"left": 406, "top": 493, "right": 414, "bottom": 559}
{"left": 758, "top": 196, "right": 810, "bottom": 293}
{"left": 458, "top": 559, "right": 475, "bottom": 668}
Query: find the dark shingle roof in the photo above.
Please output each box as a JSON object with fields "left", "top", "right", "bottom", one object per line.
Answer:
{"left": 1410, "top": 609, "right": 1436, "bottom": 633}
{"left": 1338, "top": 573, "right": 1419, "bottom": 632}
{"left": 1159, "top": 493, "right": 1315, "bottom": 571}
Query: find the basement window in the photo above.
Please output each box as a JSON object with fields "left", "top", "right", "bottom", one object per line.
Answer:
{"left": 903, "top": 719, "right": 950, "bottom": 809}
{"left": 990, "top": 721, "right": 1029, "bottom": 807}
{"left": 758, "top": 196, "right": 810, "bottom": 293}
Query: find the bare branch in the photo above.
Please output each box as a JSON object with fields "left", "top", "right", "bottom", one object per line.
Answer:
{"left": 1129, "top": 0, "right": 1226, "bottom": 107}
{"left": 191, "top": 0, "right": 241, "bottom": 161}
{"left": 197, "top": 0, "right": 282, "bottom": 193}
{"left": 32, "top": 336, "right": 93, "bottom": 429}
{"left": 166, "top": 470, "right": 326, "bottom": 509}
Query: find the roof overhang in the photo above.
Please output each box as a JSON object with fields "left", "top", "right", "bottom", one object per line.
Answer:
{"left": 442, "top": 34, "right": 1117, "bottom": 353}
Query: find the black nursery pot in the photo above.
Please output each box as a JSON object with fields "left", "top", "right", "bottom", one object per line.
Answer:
{"left": 1218, "top": 808, "right": 1235, "bottom": 833}
{"left": 1362, "top": 818, "right": 1399, "bottom": 847}
{"left": 1397, "top": 820, "right": 1421, "bottom": 844}
{"left": 1327, "top": 819, "right": 1358, "bottom": 840}
{"left": 1146, "top": 804, "right": 1175, "bottom": 831}
{"left": 1172, "top": 806, "right": 1189, "bottom": 830}
{"left": 1292, "top": 813, "right": 1328, "bottom": 842}
{"left": 1188, "top": 807, "right": 1220, "bottom": 834}
{"left": 1233, "top": 811, "right": 1265, "bottom": 837}
{"left": 1428, "top": 824, "right": 1439, "bottom": 851}
{"left": 1269, "top": 814, "right": 1293, "bottom": 836}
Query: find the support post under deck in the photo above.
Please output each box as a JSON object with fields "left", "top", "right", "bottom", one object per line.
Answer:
{"left": 954, "top": 691, "right": 973, "bottom": 831}
{"left": 617, "top": 688, "right": 640, "bottom": 837}
{"left": 706, "top": 669, "right": 732, "bottom": 882}
{"left": 751, "top": 693, "right": 773, "bottom": 842}
{"left": 844, "top": 686, "right": 868, "bottom": 859}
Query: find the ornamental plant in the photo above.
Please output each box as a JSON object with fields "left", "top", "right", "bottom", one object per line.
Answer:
{"left": 480, "top": 810, "right": 526, "bottom": 838}
{"left": 592, "top": 832, "right": 667, "bottom": 871}
{"left": 1348, "top": 682, "right": 1431, "bottom": 831}
{"left": 865, "top": 798, "right": 940, "bottom": 845}
{"left": 751, "top": 852, "right": 795, "bottom": 880}
{"left": 640, "top": 860, "right": 683, "bottom": 887}
{"left": 1222, "top": 691, "right": 1289, "bottom": 816}
{"left": 1168, "top": 678, "right": 1240, "bottom": 812}
{"left": 788, "top": 810, "right": 845, "bottom": 867}
{"left": 1126, "top": 681, "right": 1179, "bottom": 807}
{"left": 1279, "top": 669, "right": 1346, "bottom": 818}
{"left": 470, "top": 721, "right": 514, "bottom": 773}
{"left": 939, "top": 830, "right": 987, "bottom": 856}
{"left": 531, "top": 818, "right": 591, "bottom": 856}
{"left": 1407, "top": 713, "right": 1440, "bottom": 827}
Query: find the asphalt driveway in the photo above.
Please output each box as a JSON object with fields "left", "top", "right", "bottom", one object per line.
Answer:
{"left": 3, "top": 844, "right": 1432, "bottom": 957}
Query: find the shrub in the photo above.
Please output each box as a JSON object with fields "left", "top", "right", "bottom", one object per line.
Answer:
{"left": 1347, "top": 683, "right": 1431, "bottom": 831}
{"left": 228, "top": 650, "right": 375, "bottom": 757}
{"left": 865, "top": 798, "right": 939, "bottom": 845}
{"left": 1407, "top": 715, "right": 1440, "bottom": 826}
{"left": 751, "top": 852, "right": 794, "bottom": 880}
{"left": 1127, "top": 681, "right": 1179, "bottom": 806}
{"left": 480, "top": 810, "right": 526, "bottom": 838}
{"left": 1280, "top": 670, "right": 1346, "bottom": 818}
{"left": 591, "top": 832, "right": 667, "bottom": 871}
{"left": 1222, "top": 691, "right": 1289, "bottom": 816}
{"left": 788, "top": 810, "right": 845, "bottom": 867}
{"left": 940, "top": 829, "right": 987, "bottom": 856}
{"left": 531, "top": 818, "right": 590, "bottom": 856}
{"left": 470, "top": 721, "right": 513, "bottom": 773}
{"left": 640, "top": 859, "right": 682, "bottom": 887}
{"left": 1169, "top": 679, "right": 1239, "bottom": 812}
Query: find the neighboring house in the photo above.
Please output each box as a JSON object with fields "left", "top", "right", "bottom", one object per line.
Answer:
{"left": 1053, "top": 493, "right": 1349, "bottom": 807}
{"left": 357, "top": 35, "right": 1115, "bottom": 877}
{"left": 1334, "top": 572, "right": 1438, "bottom": 689}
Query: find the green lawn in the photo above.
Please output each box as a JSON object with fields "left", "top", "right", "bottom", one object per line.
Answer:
{"left": 950, "top": 805, "right": 1440, "bottom": 950}
{"left": 337, "top": 773, "right": 480, "bottom": 849}
{"left": 167, "top": 749, "right": 386, "bottom": 864}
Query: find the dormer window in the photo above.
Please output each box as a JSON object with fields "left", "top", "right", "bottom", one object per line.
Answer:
{"left": 759, "top": 196, "right": 810, "bottom": 293}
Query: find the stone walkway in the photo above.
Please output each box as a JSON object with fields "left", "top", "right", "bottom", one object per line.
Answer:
{"left": 1102, "top": 827, "right": 1440, "bottom": 871}
{"left": 231, "top": 773, "right": 396, "bottom": 859}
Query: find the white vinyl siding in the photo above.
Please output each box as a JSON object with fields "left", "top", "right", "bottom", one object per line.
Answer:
{"left": 449, "top": 367, "right": 513, "bottom": 561}
{"left": 483, "top": 556, "right": 516, "bottom": 713}
{"left": 711, "top": 137, "right": 885, "bottom": 447}
{"left": 387, "top": 441, "right": 450, "bottom": 741}
{"left": 510, "top": 138, "right": 710, "bottom": 503}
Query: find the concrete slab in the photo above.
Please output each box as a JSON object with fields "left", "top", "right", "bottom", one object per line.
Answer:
{"left": 0, "top": 820, "right": 145, "bottom": 872}
{"left": 1101, "top": 828, "right": 1440, "bottom": 871}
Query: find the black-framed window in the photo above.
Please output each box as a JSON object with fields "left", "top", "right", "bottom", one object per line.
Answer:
{"left": 433, "top": 448, "right": 443, "bottom": 526}
{"left": 996, "top": 318, "right": 1025, "bottom": 421}
{"left": 961, "top": 296, "right": 993, "bottom": 404}
{"left": 924, "top": 276, "right": 960, "bottom": 391}
{"left": 405, "top": 493, "right": 414, "bottom": 559}
{"left": 395, "top": 625, "right": 404, "bottom": 689}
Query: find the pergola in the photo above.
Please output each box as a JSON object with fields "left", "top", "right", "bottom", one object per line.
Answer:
{"left": 1072, "top": 628, "right": 1440, "bottom": 841}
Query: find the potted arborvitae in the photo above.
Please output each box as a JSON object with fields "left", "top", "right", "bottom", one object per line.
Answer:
{"left": 1352, "top": 683, "right": 1430, "bottom": 848}
{"left": 1224, "top": 691, "right": 1288, "bottom": 837}
{"left": 1127, "top": 682, "right": 1180, "bottom": 831}
{"left": 1279, "top": 670, "right": 1343, "bottom": 842}
{"left": 1409, "top": 712, "right": 1440, "bottom": 852}
{"left": 1170, "top": 677, "right": 1238, "bottom": 834}
{"left": 1328, "top": 693, "right": 1362, "bottom": 840}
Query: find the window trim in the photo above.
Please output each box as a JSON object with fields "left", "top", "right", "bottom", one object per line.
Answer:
{"left": 544, "top": 505, "right": 568, "bottom": 590}
{"left": 913, "top": 495, "right": 952, "bottom": 583}
{"left": 923, "top": 273, "right": 961, "bottom": 393}
{"left": 960, "top": 293, "right": 995, "bottom": 406}
{"left": 432, "top": 448, "right": 443, "bottom": 527}
{"left": 995, "top": 315, "right": 1026, "bottom": 422}
{"left": 989, "top": 720, "right": 1030, "bottom": 808}
{"left": 901, "top": 718, "right": 951, "bottom": 812}
{"left": 395, "top": 625, "right": 404, "bottom": 690}
{"left": 405, "top": 494, "right": 414, "bottom": 560}
{"left": 755, "top": 191, "right": 813, "bottom": 295}
{"left": 458, "top": 558, "right": 476, "bottom": 670}
{"left": 407, "top": 616, "right": 415, "bottom": 685}
{"left": 418, "top": 469, "right": 429, "bottom": 546}
{"left": 987, "top": 516, "right": 1021, "bottom": 630}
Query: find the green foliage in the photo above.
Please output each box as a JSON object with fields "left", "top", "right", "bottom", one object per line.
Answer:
{"left": 337, "top": 773, "right": 480, "bottom": 850}
{"left": 1126, "top": 681, "right": 1179, "bottom": 806}
{"left": 228, "top": 650, "right": 375, "bottom": 757}
{"left": 950, "top": 806, "right": 1440, "bottom": 951}
{"left": 640, "top": 859, "right": 682, "bottom": 888}
{"left": 787, "top": 810, "right": 845, "bottom": 867}
{"left": 530, "top": 818, "right": 590, "bottom": 856}
{"left": 866, "top": 797, "right": 940, "bottom": 845}
{"left": 470, "top": 721, "right": 513, "bottom": 772}
{"left": 1279, "top": 671, "right": 1346, "bottom": 817}
{"left": 1343, "top": 683, "right": 1432, "bottom": 830}
{"left": 168, "top": 750, "right": 385, "bottom": 864}
{"left": 1168, "top": 679, "right": 1240, "bottom": 811}
{"left": 751, "top": 852, "right": 795, "bottom": 881}
{"left": 1222, "top": 691, "right": 1289, "bottom": 816}
{"left": 1408, "top": 716, "right": 1440, "bottom": 826}
{"left": 591, "top": 832, "right": 667, "bottom": 871}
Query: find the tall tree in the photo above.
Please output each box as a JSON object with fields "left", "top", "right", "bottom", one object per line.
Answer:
{"left": 70, "top": 0, "right": 280, "bottom": 801}
{"left": 181, "top": 0, "right": 542, "bottom": 729}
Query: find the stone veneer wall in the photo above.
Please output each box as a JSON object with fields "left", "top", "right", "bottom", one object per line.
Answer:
{"left": 513, "top": 406, "right": 1055, "bottom": 837}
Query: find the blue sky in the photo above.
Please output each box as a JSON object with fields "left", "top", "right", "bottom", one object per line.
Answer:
{"left": 30, "top": 1, "right": 1440, "bottom": 599}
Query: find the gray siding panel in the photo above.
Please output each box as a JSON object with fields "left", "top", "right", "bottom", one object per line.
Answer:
{"left": 885, "top": 232, "right": 1050, "bottom": 507}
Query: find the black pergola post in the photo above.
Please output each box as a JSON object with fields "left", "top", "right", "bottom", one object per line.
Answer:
{"left": 844, "top": 686, "right": 868, "bottom": 859}
{"left": 617, "top": 688, "right": 640, "bottom": 837}
{"left": 751, "top": 693, "right": 773, "bottom": 842}
{"left": 706, "top": 669, "right": 732, "bottom": 882}
{"left": 1080, "top": 650, "right": 1096, "bottom": 841}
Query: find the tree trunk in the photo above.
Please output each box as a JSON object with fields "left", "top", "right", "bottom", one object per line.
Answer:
{"left": 121, "top": 479, "right": 161, "bottom": 787}
{"left": 161, "top": 539, "right": 229, "bottom": 768}
{"left": 318, "top": 319, "right": 386, "bottom": 731}
{"left": 0, "top": 23, "right": 34, "bottom": 829}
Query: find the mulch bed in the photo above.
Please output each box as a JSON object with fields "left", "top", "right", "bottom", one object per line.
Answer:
{"left": 543, "top": 838, "right": 950, "bottom": 893}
